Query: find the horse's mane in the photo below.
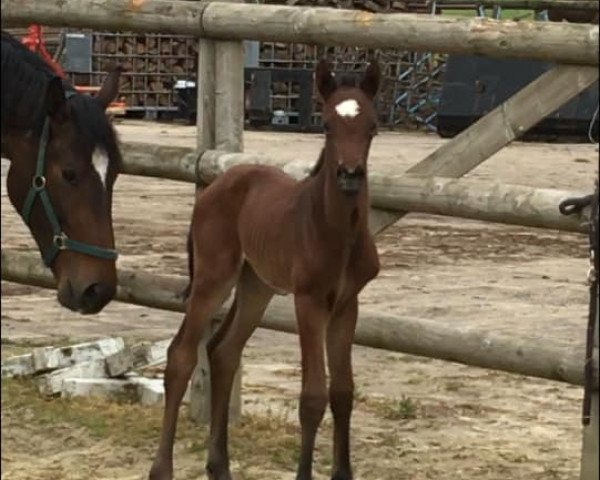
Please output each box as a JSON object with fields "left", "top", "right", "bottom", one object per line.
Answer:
{"left": 1, "top": 30, "right": 59, "bottom": 131}
{"left": 1, "top": 30, "right": 121, "bottom": 169}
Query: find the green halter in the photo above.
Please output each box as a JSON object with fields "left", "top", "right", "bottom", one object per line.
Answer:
{"left": 20, "top": 115, "right": 119, "bottom": 267}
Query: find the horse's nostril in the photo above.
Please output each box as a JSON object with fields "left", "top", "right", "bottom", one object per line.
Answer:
{"left": 337, "top": 164, "right": 365, "bottom": 178}
{"left": 80, "top": 282, "right": 115, "bottom": 314}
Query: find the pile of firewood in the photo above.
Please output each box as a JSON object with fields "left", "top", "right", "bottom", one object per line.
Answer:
{"left": 91, "top": 34, "right": 198, "bottom": 108}
{"left": 262, "top": 0, "right": 435, "bottom": 14}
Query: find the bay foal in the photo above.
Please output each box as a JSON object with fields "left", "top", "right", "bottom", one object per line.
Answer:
{"left": 150, "top": 60, "right": 381, "bottom": 480}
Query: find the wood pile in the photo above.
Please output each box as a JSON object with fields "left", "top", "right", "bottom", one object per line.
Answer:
{"left": 95, "top": 34, "right": 198, "bottom": 109}
{"left": 68, "top": 33, "right": 198, "bottom": 111}
{"left": 261, "top": 0, "right": 436, "bottom": 13}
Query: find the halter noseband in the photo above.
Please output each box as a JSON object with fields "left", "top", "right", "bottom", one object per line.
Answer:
{"left": 20, "top": 92, "right": 118, "bottom": 267}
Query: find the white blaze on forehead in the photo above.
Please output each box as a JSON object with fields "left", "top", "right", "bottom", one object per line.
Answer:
{"left": 92, "top": 147, "right": 109, "bottom": 188}
{"left": 335, "top": 99, "right": 360, "bottom": 118}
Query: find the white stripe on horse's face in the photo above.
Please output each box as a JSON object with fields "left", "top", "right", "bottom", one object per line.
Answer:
{"left": 335, "top": 99, "right": 360, "bottom": 118}
{"left": 92, "top": 147, "right": 109, "bottom": 188}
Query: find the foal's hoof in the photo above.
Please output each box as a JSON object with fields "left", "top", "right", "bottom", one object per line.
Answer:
{"left": 148, "top": 463, "right": 173, "bottom": 480}
{"left": 206, "top": 463, "right": 233, "bottom": 480}
{"left": 331, "top": 472, "right": 353, "bottom": 480}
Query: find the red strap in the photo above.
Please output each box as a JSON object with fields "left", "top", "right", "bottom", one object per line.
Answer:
{"left": 21, "top": 24, "right": 66, "bottom": 78}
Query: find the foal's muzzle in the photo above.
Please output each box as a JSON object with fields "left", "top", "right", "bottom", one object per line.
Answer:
{"left": 336, "top": 165, "right": 365, "bottom": 195}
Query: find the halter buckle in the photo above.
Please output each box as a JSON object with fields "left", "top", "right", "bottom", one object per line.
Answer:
{"left": 32, "top": 175, "right": 46, "bottom": 190}
{"left": 53, "top": 233, "right": 68, "bottom": 250}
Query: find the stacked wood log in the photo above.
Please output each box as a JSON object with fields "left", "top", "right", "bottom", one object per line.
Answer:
{"left": 89, "top": 33, "right": 198, "bottom": 110}
{"left": 261, "top": 0, "right": 436, "bottom": 14}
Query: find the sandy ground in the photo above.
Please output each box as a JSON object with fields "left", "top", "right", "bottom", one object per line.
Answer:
{"left": 1, "top": 122, "right": 598, "bottom": 480}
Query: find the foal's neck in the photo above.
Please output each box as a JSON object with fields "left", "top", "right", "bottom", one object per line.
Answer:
{"left": 309, "top": 148, "right": 369, "bottom": 236}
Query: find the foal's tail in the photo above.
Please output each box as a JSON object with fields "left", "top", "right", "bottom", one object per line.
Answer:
{"left": 180, "top": 225, "right": 194, "bottom": 300}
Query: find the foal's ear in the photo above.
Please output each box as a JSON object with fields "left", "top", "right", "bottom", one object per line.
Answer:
{"left": 96, "top": 63, "right": 123, "bottom": 110}
{"left": 360, "top": 61, "right": 381, "bottom": 99}
{"left": 45, "top": 76, "right": 69, "bottom": 123}
{"left": 315, "top": 59, "right": 337, "bottom": 101}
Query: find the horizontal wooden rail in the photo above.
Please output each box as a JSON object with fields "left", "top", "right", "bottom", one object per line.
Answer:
{"left": 1, "top": 248, "right": 595, "bottom": 388}
{"left": 118, "top": 142, "right": 590, "bottom": 233}
{"left": 1, "top": 0, "right": 598, "bottom": 65}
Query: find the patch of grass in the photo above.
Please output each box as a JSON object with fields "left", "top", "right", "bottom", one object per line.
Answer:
{"left": 232, "top": 404, "right": 300, "bottom": 470}
{"left": 2, "top": 377, "right": 406, "bottom": 478}
{"left": 396, "top": 395, "right": 419, "bottom": 420}
{"left": 1, "top": 377, "right": 305, "bottom": 474}
{"left": 358, "top": 394, "right": 419, "bottom": 421}
{"left": 2, "top": 378, "right": 167, "bottom": 447}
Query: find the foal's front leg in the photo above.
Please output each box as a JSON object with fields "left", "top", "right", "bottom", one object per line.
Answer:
{"left": 326, "top": 296, "right": 358, "bottom": 480}
{"left": 294, "top": 293, "right": 330, "bottom": 480}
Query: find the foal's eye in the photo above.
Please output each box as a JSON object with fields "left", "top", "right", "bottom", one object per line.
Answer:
{"left": 323, "top": 122, "right": 331, "bottom": 135}
{"left": 62, "top": 169, "right": 77, "bottom": 184}
{"left": 370, "top": 126, "right": 378, "bottom": 137}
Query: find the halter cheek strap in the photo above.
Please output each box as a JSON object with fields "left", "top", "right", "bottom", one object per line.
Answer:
{"left": 20, "top": 115, "right": 118, "bottom": 267}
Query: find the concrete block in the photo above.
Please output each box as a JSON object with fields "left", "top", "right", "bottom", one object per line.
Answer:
{"left": 2, "top": 337, "right": 124, "bottom": 379}
{"left": 31, "top": 337, "right": 124, "bottom": 372}
{"left": 130, "top": 376, "right": 190, "bottom": 406}
{"left": 105, "top": 348, "right": 135, "bottom": 377}
{"left": 54, "top": 374, "right": 190, "bottom": 407}
{"left": 105, "top": 338, "right": 171, "bottom": 377}
{"left": 133, "top": 377, "right": 164, "bottom": 406}
{"left": 61, "top": 378, "right": 138, "bottom": 402}
{"left": 38, "top": 359, "right": 108, "bottom": 396}
{"left": 1, "top": 354, "right": 35, "bottom": 378}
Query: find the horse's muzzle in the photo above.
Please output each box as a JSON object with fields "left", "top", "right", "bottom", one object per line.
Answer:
{"left": 336, "top": 165, "right": 365, "bottom": 195}
{"left": 57, "top": 280, "right": 116, "bottom": 314}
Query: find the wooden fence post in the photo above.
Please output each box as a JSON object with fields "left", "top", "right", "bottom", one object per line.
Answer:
{"left": 213, "top": 0, "right": 245, "bottom": 422}
{"left": 188, "top": 0, "right": 244, "bottom": 425}
{"left": 188, "top": 29, "right": 217, "bottom": 425}
{"left": 581, "top": 278, "right": 599, "bottom": 480}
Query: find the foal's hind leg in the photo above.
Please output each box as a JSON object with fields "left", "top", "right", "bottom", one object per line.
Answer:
{"left": 206, "top": 262, "right": 274, "bottom": 480}
{"left": 149, "top": 262, "right": 240, "bottom": 480}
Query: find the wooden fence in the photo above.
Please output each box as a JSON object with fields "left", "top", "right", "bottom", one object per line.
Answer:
{"left": 1, "top": 1, "right": 598, "bottom": 478}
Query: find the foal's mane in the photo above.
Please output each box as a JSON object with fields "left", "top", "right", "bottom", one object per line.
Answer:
{"left": 1, "top": 31, "right": 121, "bottom": 168}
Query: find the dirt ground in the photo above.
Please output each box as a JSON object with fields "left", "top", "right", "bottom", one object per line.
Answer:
{"left": 1, "top": 122, "right": 598, "bottom": 480}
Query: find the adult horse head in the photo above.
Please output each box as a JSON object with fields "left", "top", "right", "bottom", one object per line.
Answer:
{"left": 1, "top": 31, "right": 122, "bottom": 314}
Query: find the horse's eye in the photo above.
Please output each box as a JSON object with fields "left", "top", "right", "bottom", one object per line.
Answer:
{"left": 323, "top": 122, "right": 331, "bottom": 135}
{"left": 370, "top": 126, "right": 378, "bottom": 137}
{"left": 62, "top": 169, "right": 77, "bottom": 184}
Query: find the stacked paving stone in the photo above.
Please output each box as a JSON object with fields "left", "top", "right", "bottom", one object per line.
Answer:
{"left": 1, "top": 337, "right": 188, "bottom": 406}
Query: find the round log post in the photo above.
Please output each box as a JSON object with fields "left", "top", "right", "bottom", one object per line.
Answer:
{"left": 188, "top": 20, "right": 219, "bottom": 425}
{"left": 189, "top": 0, "right": 244, "bottom": 426}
